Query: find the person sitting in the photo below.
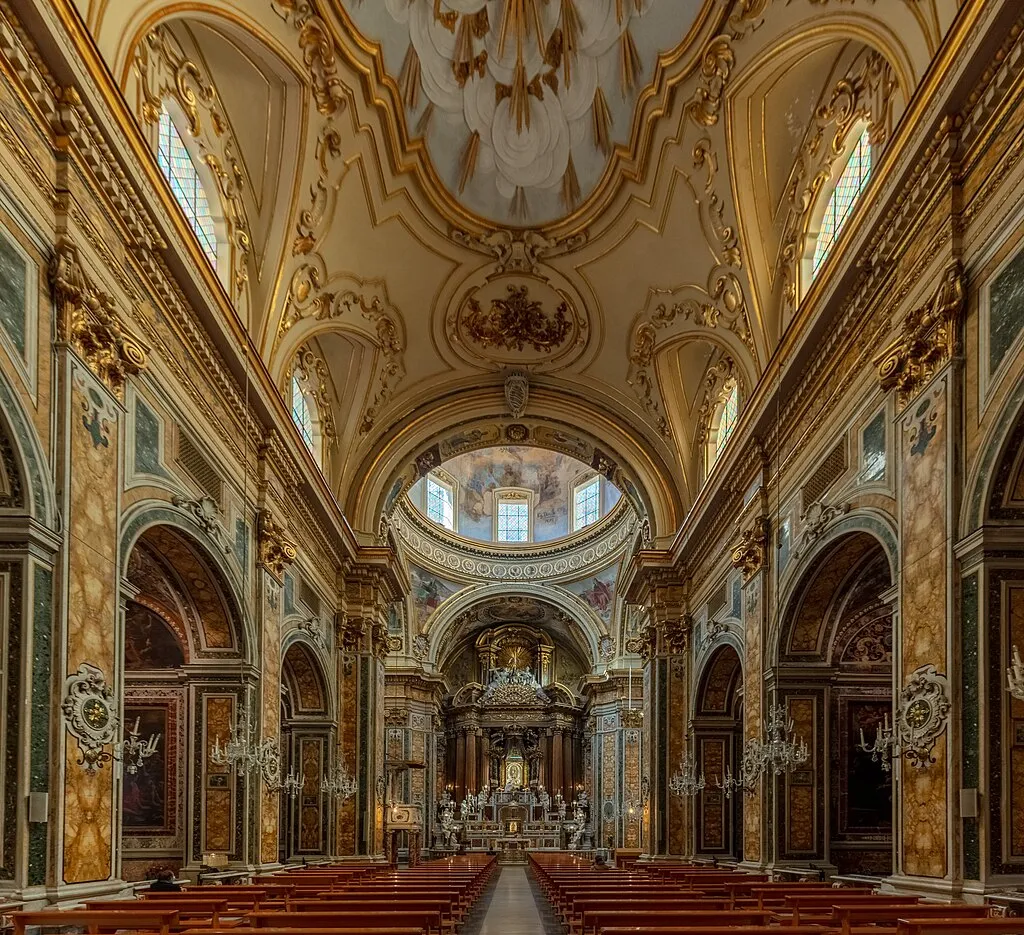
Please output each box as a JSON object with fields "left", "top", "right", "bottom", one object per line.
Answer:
{"left": 593, "top": 854, "right": 609, "bottom": 869}
{"left": 148, "top": 867, "right": 182, "bottom": 892}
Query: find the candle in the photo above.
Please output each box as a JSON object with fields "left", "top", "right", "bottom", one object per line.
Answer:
{"left": 133, "top": 716, "right": 140, "bottom": 735}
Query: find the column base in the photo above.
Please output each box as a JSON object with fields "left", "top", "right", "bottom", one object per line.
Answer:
{"left": 881, "top": 874, "right": 963, "bottom": 899}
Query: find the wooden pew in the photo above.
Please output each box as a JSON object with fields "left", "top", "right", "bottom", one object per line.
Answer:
{"left": 579, "top": 907, "right": 775, "bottom": 935}
{"left": 599, "top": 927, "right": 831, "bottom": 935}
{"left": 288, "top": 899, "right": 457, "bottom": 932}
{"left": 566, "top": 899, "right": 729, "bottom": 935}
{"left": 831, "top": 903, "right": 990, "bottom": 935}
{"left": 784, "top": 892, "right": 921, "bottom": 925}
{"left": 12, "top": 908, "right": 179, "bottom": 935}
{"left": 897, "top": 920, "right": 1024, "bottom": 935}
{"left": 245, "top": 909, "right": 443, "bottom": 935}
{"left": 84, "top": 898, "right": 229, "bottom": 927}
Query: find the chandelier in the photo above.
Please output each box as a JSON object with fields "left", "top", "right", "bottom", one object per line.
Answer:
{"left": 857, "top": 712, "right": 896, "bottom": 771}
{"left": 752, "top": 703, "right": 809, "bottom": 776}
{"left": 267, "top": 764, "right": 305, "bottom": 799}
{"left": 116, "top": 715, "right": 161, "bottom": 775}
{"left": 1008, "top": 645, "right": 1024, "bottom": 700}
{"left": 669, "top": 753, "right": 705, "bottom": 797}
{"left": 321, "top": 757, "right": 358, "bottom": 800}
{"left": 714, "top": 740, "right": 760, "bottom": 799}
{"left": 210, "top": 707, "right": 279, "bottom": 780}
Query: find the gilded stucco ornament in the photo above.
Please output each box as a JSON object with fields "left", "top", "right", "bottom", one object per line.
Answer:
{"left": 62, "top": 663, "right": 119, "bottom": 772}
{"left": 465, "top": 285, "right": 570, "bottom": 352}
{"left": 791, "top": 500, "right": 851, "bottom": 560}
{"left": 257, "top": 510, "right": 298, "bottom": 581}
{"left": 731, "top": 516, "right": 769, "bottom": 581}
{"left": 273, "top": 0, "right": 349, "bottom": 116}
{"left": 896, "top": 664, "right": 951, "bottom": 770}
{"left": 875, "top": 261, "right": 965, "bottom": 405}
{"left": 51, "top": 242, "right": 148, "bottom": 399}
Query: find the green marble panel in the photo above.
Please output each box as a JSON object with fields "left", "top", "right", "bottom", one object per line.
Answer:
{"left": 989, "top": 246, "right": 1024, "bottom": 377}
{"left": 28, "top": 563, "right": 52, "bottom": 886}
{"left": 961, "top": 572, "right": 979, "bottom": 880}
{"left": 0, "top": 230, "right": 27, "bottom": 359}
{"left": 133, "top": 399, "right": 170, "bottom": 478}
{"left": 862, "top": 410, "right": 886, "bottom": 482}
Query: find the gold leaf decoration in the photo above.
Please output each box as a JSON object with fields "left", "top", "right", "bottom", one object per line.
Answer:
{"left": 561, "top": 153, "right": 581, "bottom": 211}
{"left": 398, "top": 44, "right": 421, "bottom": 110}
{"left": 463, "top": 285, "right": 571, "bottom": 353}
{"left": 592, "top": 87, "right": 612, "bottom": 156}
{"left": 619, "top": 27, "right": 642, "bottom": 97}
{"left": 458, "top": 130, "right": 480, "bottom": 194}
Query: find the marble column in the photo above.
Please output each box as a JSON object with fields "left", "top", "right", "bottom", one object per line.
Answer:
{"left": 466, "top": 729, "right": 478, "bottom": 795}
{"left": 552, "top": 730, "right": 564, "bottom": 798}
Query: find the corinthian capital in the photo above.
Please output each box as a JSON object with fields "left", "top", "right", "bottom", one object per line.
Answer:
{"left": 731, "top": 516, "right": 769, "bottom": 581}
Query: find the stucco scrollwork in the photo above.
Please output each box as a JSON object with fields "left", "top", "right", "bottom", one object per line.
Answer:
{"left": 172, "top": 494, "right": 232, "bottom": 554}
{"left": 51, "top": 242, "right": 149, "bottom": 399}
{"left": 258, "top": 509, "right": 298, "bottom": 582}
{"left": 62, "top": 663, "right": 120, "bottom": 772}
{"left": 896, "top": 664, "right": 951, "bottom": 770}
{"left": 731, "top": 516, "right": 769, "bottom": 581}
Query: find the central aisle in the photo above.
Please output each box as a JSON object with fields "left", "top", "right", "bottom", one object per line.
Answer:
{"left": 475, "top": 866, "right": 553, "bottom": 935}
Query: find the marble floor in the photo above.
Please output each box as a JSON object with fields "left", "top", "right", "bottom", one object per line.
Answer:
{"left": 465, "top": 866, "right": 559, "bottom": 935}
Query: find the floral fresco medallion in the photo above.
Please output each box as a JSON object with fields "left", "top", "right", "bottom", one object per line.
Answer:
{"left": 337, "top": 0, "right": 710, "bottom": 227}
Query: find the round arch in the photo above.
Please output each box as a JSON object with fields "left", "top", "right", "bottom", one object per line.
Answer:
{"left": 281, "top": 629, "right": 335, "bottom": 718}
{"left": 963, "top": 382, "right": 1024, "bottom": 534}
{"left": 119, "top": 501, "right": 255, "bottom": 664}
{"left": 0, "top": 367, "right": 56, "bottom": 530}
{"left": 348, "top": 387, "right": 683, "bottom": 544}
{"left": 424, "top": 583, "right": 607, "bottom": 674}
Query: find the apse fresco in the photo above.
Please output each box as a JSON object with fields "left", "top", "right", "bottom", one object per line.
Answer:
{"left": 122, "top": 706, "right": 171, "bottom": 832}
{"left": 124, "top": 602, "right": 186, "bottom": 669}
{"left": 563, "top": 565, "right": 618, "bottom": 623}
{"left": 409, "top": 446, "right": 620, "bottom": 542}
{"left": 410, "top": 565, "right": 464, "bottom": 628}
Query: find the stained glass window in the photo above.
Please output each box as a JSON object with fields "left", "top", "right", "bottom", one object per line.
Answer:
{"left": 291, "top": 374, "right": 315, "bottom": 454}
{"left": 426, "top": 476, "right": 454, "bottom": 530}
{"left": 573, "top": 477, "right": 600, "bottom": 531}
{"left": 497, "top": 498, "right": 529, "bottom": 543}
{"left": 157, "top": 108, "right": 218, "bottom": 266}
{"left": 812, "top": 128, "right": 872, "bottom": 277}
{"left": 716, "top": 382, "right": 738, "bottom": 458}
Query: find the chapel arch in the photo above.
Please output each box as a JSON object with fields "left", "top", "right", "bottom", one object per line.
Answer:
{"left": 773, "top": 529, "right": 894, "bottom": 875}
{"left": 119, "top": 521, "right": 250, "bottom": 879}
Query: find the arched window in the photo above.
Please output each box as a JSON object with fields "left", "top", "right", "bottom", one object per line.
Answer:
{"left": 157, "top": 107, "right": 219, "bottom": 267}
{"left": 426, "top": 474, "right": 455, "bottom": 530}
{"left": 496, "top": 492, "right": 530, "bottom": 543}
{"left": 716, "top": 380, "right": 739, "bottom": 458}
{"left": 811, "top": 127, "right": 872, "bottom": 277}
{"left": 290, "top": 371, "right": 320, "bottom": 462}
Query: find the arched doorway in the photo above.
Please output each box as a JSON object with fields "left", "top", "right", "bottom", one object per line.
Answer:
{"left": 119, "top": 524, "right": 248, "bottom": 880}
{"left": 280, "top": 641, "right": 332, "bottom": 861}
{"left": 775, "top": 530, "right": 894, "bottom": 875}
{"left": 692, "top": 644, "right": 743, "bottom": 860}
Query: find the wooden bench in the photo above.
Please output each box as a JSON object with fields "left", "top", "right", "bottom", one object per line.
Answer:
{"left": 579, "top": 907, "right": 774, "bottom": 935}
{"left": 897, "top": 919, "right": 1024, "bottom": 935}
{"left": 831, "top": 903, "right": 990, "bottom": 935}
{"left": 13, "top": 908, "right": 179, "bottom": 935}
{"left": 567, "top": 898, "right": 729, "bottom": 934}
{"left": 784, "top": 892, "right": 920, "bottom": 925}
{"left": 246, "top": 909, "right": 443, "bottom": 935}
{"left": 84, "top": 899, "right": 229, "bottom": 927}
{"left": 598, "top": 927, "right": 831, "bottom": 935}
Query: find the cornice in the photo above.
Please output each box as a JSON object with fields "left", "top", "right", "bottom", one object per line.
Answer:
{"left": 391, "top": 496, "right": 636, "bottom": 585}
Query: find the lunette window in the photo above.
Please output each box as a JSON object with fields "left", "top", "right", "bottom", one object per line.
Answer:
{"left": 812, "top": 128, "right": 872, "bottom": 277}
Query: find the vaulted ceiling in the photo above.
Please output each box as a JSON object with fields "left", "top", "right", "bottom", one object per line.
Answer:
{"left": 80, "top": 0, "right": 959, "bottom": 542}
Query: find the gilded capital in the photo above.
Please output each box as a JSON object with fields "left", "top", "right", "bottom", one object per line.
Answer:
{"left": 731, "top": 516, "right": 769, "bottom": 581}
{"left": 257, "top": 509, "right": 297, "bottom": 582}
{"left": 875, "top": 261, "right": 965, "bottom": 405}
{"left": 51, "top": 242, "right": 148, "bottom": 399}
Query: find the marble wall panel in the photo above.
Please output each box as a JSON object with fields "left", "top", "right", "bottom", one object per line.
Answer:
{"left": 298, "top": 738, "right": 323, "bottom": 853}
{"left": 204, "top": 696, "right": 234, "bottom": 854}
{"left": 337, "top": 661, "right": 358, "bottom": 855}
{"left": 743, "top": 577, "right": 764, "bottom": 862}
{"left": 785, "top": 697, "right": 816, "bottom": 855}
{"left": 62, "top": 366, "right": 120, "bottom": 884}
{"left": 698, "top": 738, "right": 726, "bottom": 852}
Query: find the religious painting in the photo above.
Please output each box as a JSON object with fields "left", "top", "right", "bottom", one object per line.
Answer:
{"left": 563, "top": 565, "right": 618, "bottom": 623}
{"left": 409, "top": 566, "right": 463, "bottom": 628}
{"left": 122, "top": 705, "right": 172, "bottom": 833}
{"left": 125, "top": 602, "right": 186, "bottom": 670}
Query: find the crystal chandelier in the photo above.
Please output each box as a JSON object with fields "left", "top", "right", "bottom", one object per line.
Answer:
{"left": 210, "top": 706, "right": 279, "bottom": 779}
{"left": 857, "top": 712, "right": 896, "bottom": 771}
{"left": 320, "top": 757, "right": 358, "bottom": 800}
{"left": 116, "top": 715, "right": 161, "bottom": 775}
{"left": 714, "top": 740, "right": 760, "bottom": 799}
{"left": 1008, "top": 645, "right": 1024, "bottom": 700}
{"left": 268, "top": 764, "right": 305, "bottom": 799}
{"left": 669, "top": 753, "right": 705, "bottom": 797}
{"left": 754, "top": 703, "right": 809, "bottom": 775}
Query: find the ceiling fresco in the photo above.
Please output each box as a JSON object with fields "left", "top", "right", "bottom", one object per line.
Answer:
{"left": 339, "top": 0, "right": 707, "bottom": 226}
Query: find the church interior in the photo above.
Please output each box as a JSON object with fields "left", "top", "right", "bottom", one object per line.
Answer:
{"left": 2, "top": 0, "right": 1024, "bottom": 930}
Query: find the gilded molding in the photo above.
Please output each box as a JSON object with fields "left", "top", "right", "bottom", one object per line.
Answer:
{"left": 257, "top": 509, "right": 298, "bottom": 582}
{"left": 730, "top": 516, "right": 769, "bottom": 581}
{"left": 287, "top": 345, "right": 338, "bottom": 453}
{"left": 463, "top": 285, "right": 570, "bottom": 353}
{"left": 273, "top": 0, "right": 350, "bottom": 117}
{"left": 874, "top": 260, "right": 964, "bottom": 405}
{"left": 51, "top": 242, "right": 148, "bottom": 399}
{"left": 61, "top": 663, "right": 119, "bottom": 772}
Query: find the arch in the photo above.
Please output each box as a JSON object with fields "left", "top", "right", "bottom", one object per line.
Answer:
{"left": 281, "top": 640, "right": 330, "bottom": 718}
{"left": 693, "top": 643, "right": 744, "bottom": 716}
{"left": 120, "top": 501, "right": 254, "bottom": 664}
{"left": 0, "top": 366, "right": 56, "bottom": 529}
{"left": 349, "top": 393, "right": 681, "bottom": 545}
{"left": 425, "top": 583, "right": 606, "bottom": 673}
{"left": 964, "top": 385, "right": 1024, "bottom": 534}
